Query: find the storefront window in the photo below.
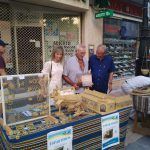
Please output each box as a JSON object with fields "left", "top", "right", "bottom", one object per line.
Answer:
{"left": 104, "top": 18, "right": 140, "bottom": 79}
{"left": 43, "top": 15, "right": 80, "bottom": 62}
{"left": 0, "top": 2, "right": 80, "bottom": 75}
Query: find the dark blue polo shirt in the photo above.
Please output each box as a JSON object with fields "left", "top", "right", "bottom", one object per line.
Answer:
{"left": 89, "top": 55, "right": 115, "bottom": 93}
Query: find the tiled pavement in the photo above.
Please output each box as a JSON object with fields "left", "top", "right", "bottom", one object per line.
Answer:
{"left": 125, "top": 120, "right": 150, "bottom": 150}
{"left": 126, "top": 136, "right": 150, "bottom": 150}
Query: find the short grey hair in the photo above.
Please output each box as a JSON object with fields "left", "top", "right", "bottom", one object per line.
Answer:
{"left": 76, "top": 44, "right": 86, "bottom": 51}
{"left": 96, "top": 44, "right": 106, "bottom": 52}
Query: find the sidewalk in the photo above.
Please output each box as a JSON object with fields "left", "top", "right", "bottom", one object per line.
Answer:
{"left": 125, "top": 120, "right": 150, "bottom": 150}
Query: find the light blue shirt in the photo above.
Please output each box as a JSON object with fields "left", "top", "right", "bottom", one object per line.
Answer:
{"left": 63, "top": 56, "right": 88, "bottom": 93}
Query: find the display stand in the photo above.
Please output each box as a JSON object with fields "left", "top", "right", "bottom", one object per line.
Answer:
{"left": 0, "top": 107, "right": 132, "bottom": 150}
{"left": 133, "top": 111, "right": 150, "bottom": 136}
{"left": 0, "top": 73, "right": 50, "bottom": 126}
{"left": 132, "top": 90, "right": 150, "bottom": 136}
{"left": 0, "top": 75, "right": 132, "bottom": 149}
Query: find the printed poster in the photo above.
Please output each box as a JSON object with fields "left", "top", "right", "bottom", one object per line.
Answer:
{"left": 47, "top": 126, "right": 73, "bottom": 150}
{"left": 101, "top": 112, "right": 120, "bottom": 150}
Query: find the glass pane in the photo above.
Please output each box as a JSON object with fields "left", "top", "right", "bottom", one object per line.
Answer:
{"left": 43, "top": 14, "right": 80, "bottom": 62}
{"left": 1, "top": 73, "right": 50, "bottom": 125}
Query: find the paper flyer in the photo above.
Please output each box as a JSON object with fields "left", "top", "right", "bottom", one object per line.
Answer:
{"left": 47, "top": 126, "right": 73, "bottom": 150}
{"left": 101, "top": 112, "right": 120, "bottom": 150}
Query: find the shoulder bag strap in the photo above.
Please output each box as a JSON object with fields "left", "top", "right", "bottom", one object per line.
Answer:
{"left": 49, "top": 61, "right": 53, "bottom": 78}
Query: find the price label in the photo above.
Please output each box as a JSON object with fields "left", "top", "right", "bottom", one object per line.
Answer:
{"left": 59, "top": 89, "right": 75, "bottom": 96}
{"left": 7, "top": 76, "right": 13, "bottom": 80}
{"left": 38, "top": 73, "right": 44, "bottom": 77}
{"left": 19, "top": 75, "right": 25, "bottom": 80}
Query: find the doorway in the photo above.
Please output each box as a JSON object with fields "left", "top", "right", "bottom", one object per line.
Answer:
{"left": 16, "top": 26, "right": 43, "bottom": 74}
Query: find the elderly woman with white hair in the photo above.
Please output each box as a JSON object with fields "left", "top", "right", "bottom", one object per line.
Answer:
{"left": 63, "top": 44, "right": 88, "bottom": 93}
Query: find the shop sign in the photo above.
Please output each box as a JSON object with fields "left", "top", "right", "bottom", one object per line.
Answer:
{"left": 107, "top": 0, "right": 142, "bottom": 17}
{"left": 47, "top": 126, "right": 73, "bottom": 150}
{"left": 95, "top": 9, "right": 114, "bottom": 18}
{"left": 101, "top": 112, "right": 120, "bottom": 150}
{"left": 104, "top": 24, "right": 120, "bottom": 35}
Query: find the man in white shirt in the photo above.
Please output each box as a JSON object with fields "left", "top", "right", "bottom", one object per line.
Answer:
{"left": 63, "top": 44, "right": 88, "bottom": 93}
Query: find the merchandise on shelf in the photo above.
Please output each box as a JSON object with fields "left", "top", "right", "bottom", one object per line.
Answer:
{"left": 0, "top": 115, "right": 58, "bottom": 139}
{"left": 0, "top": 105, "right": 96, "bottom": 140}
{"left": 104, "top": 38, "right": 136, "bottom": 79}
{"left": 1, "top": 73, "right": 50, "bottom": 126}
{"left": 52, "top": 88, "right": 95, "bottom": 117}
{"left": 0, "top": 83, "right": 133, "bottom": 150}
{"left": 52, "top": 88, "right": 132, "bottom": 115}
{"left": 81, "top": 89, "right": 132, "bottom": 114}
{"left": 0, "top": 106, "right": 132, "bottom": 150}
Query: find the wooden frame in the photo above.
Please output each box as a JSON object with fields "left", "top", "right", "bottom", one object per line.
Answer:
{"left": 1, "top": 73, "right": 50, "bottom": 126}
{"left": 133, "top": 111, "right": 150, "bottom": 136}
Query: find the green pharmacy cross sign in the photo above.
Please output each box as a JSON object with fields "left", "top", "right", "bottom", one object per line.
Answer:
{"left": 95, "top": 9, "right": 114, "bottom": 18}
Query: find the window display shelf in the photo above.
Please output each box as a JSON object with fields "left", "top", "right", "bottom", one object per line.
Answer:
{"left": 0, "top": 73, "right": 50, "bottom": 126}
{"left": 104, "top": 38, "right": 136, "bottom": 79}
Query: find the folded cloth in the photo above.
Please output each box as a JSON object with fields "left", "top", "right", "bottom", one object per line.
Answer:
{"left": 121, "top": 76, "right": 150, "bottom": 94}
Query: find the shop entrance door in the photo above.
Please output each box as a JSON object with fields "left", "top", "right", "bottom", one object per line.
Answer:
{"left": 16, "top": 26, "right": 43, "bottom": 74}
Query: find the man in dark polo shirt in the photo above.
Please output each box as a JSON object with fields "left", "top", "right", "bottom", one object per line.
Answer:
{"left": 0, "top": 39, "right": 7, "bottom": 75}
{"left": 89, "top": 44, "right": 115, "bottom": 93}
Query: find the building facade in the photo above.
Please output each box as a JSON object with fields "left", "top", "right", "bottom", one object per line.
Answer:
{"left": 0, "top": 0, "right": 144, "bottom": 78}
{"left": 0, "top": 0, "right": 89, "bottom": 75}
{"left": 85, "top": 0, "right": 143, "bottom": 79}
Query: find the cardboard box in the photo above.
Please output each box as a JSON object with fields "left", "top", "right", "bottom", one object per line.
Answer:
{"left": 83, "top": 89, "right": 113, "bottom": 99}
{"left": 115, "top": 95, "right": 133, "bottom": 110}
{"left": 81, "top": 90, "right": 116, "bottom": 114}
{"left": 81, "top": 90, "right": 132, "bottom": 114}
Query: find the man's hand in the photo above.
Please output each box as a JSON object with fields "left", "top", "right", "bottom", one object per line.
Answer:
{"left": 77, "top": 78, "right": 82, "bottom": 87}
{"left": 108, "top": 83, "right": 112, "bottom": 93}
{"left": 73, "top": 83, "right": 79, "bottom": 90}
{"left": 108, "top": 72, "right": 113, "bottom": 93}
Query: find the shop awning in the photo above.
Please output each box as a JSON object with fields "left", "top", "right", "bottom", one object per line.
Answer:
{"left": 13, "top": 0, "right": 89, "bottom": 12}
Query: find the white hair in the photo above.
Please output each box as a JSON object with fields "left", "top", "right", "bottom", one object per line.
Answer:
{"left": 96, "top": 44, "right": 106, "bottom": 52}
{"left": 76, "top": 44, "right": 86, "bottom": 51}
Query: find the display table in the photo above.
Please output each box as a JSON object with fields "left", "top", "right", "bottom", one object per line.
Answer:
{"left": 132, "top": 94, "right": 150, "bottom": 135}
{"left": 0, "top": 107, "right": 131, "bottom": 150}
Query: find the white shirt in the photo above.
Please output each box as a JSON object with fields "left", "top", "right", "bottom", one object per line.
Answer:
{"left": 42, "top": 61, "right": 63, "bottom": 93}
{"left": 63, "top": 56, "right": 88, "bottom": 93}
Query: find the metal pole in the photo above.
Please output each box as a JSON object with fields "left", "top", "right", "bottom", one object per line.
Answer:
{"left": 135, "top": 0, "right": 150, "bottom": 76}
